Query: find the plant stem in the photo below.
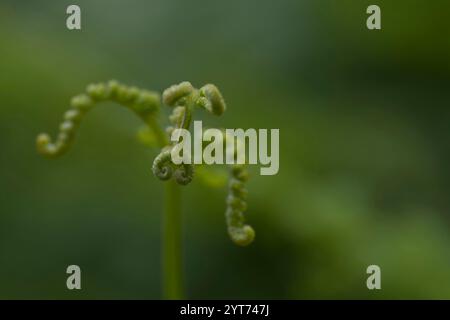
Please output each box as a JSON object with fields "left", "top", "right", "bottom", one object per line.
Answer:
{"left": 163, "top": 179, "right": 184, "bottom": 299}
{"left": 145, "top": 114, "right": 184, "bottom": 299}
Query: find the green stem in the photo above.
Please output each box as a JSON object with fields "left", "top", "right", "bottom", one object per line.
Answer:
{"left": 145, "top": 115, "right": 184, "bottom": 299}
{"left": 163, "top": 180, "right": 184, "bottom": 299}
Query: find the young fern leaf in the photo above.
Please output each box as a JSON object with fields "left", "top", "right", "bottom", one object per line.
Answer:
{"left": 152, "top": 81, "right": 226, "bottom": 186}
{"left": 36, "top": 80, "right": 163, "bottom": 157}
{"left": 159, "top": 81, "right": 254, "bottom": 245}
{"left": 220, "top": 130, "right": 254, "bottom": 246}
{"left": 226, "top": 165, "right": 255, "bottom": 246}
{"left": 152, "top": 148, "right": 194, "bottom": 186}
{"left": 162, "top": 81, "right": 226, "bottom": 128}
{"left": 37, "top": 79, "right": 254, "bottom": 248}
{"left": 197, "top": 84, "right": 227, "bottom": 116}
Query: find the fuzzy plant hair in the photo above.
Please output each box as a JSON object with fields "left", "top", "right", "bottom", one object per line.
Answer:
{"left": 36, "top": 80, "right": 255, "bottom": 298}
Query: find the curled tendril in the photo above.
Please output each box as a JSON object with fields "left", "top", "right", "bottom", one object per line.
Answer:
{"left": 162, "top": 81, "right": 194, "bottom": 106}
{"left": 174, "top": 163, "right": 194, "bottom": 186}
{"left": 221, "top": 130, "right": 254, "bottom": 245}
{"left": 155, "top": 84, "right": 195, "bottom": 185}
{"left": 198, "top": 129, "right": 254, "bottom": 246}
{"left": 37, "top": 79, "right": 254, "bottom": 246}
{"left": 197, "top": 84, "right": 226, "bottom": 116}
{"left": 154, "top": 81, "right": 227, "bottom": 186}
{"left": 162, "top": 81, "right": 226, "bottom": 125}
{"left": 152, "top": 149, "right": 173, "bottom": 181}
{"left": 226, "top": 165, "right": 255, "bottom": 246}
{"left": 36, "top": 80, "right": 161, "bottom": 157}
{"left": 152, "top": 149, "right": 194, "bottom": 185}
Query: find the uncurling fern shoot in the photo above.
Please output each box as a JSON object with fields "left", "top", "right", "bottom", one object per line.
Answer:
{"left": 37, "top": 80, "right": 167, "bottom": 156}
{"left": 152, "top": 148, "right": 194, "bottom": 186}
{"left": 36, "top": 79, "right": 254, "bottom": 299}
{"left": 226, "top": 165, "right": 255, "bottom": 246}
{"left": 152, "top": 81, "right": 227, "bottom": 187}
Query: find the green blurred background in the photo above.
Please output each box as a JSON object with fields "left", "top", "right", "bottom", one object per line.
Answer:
{"left": 1, "top": 0, "right": 449, "bottom": 299}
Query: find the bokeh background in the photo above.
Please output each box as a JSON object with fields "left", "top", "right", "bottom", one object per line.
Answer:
{"left": 1, "top": 0, "right": 449, "bottom": 299}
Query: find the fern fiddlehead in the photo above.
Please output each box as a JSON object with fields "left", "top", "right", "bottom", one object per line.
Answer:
{"left": 162, "top": 81, "right": 226, "bottom": 128}
{"left": 226, "top": 165, "right": 255, "bottom": 246}
{"left": 152, "top": 81, "right": 227, "bottom": 186}
{"left": 36, "top": 79, "right": 255, "bottom": 299}
{"left": 158, "top": 81, "right": 254, "bottom": 245}
{"left": 152, "top": 148, "right": 194, "bottom": 186}
{"left": 36, "top": 80, "right": 166, "bottom": 157}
